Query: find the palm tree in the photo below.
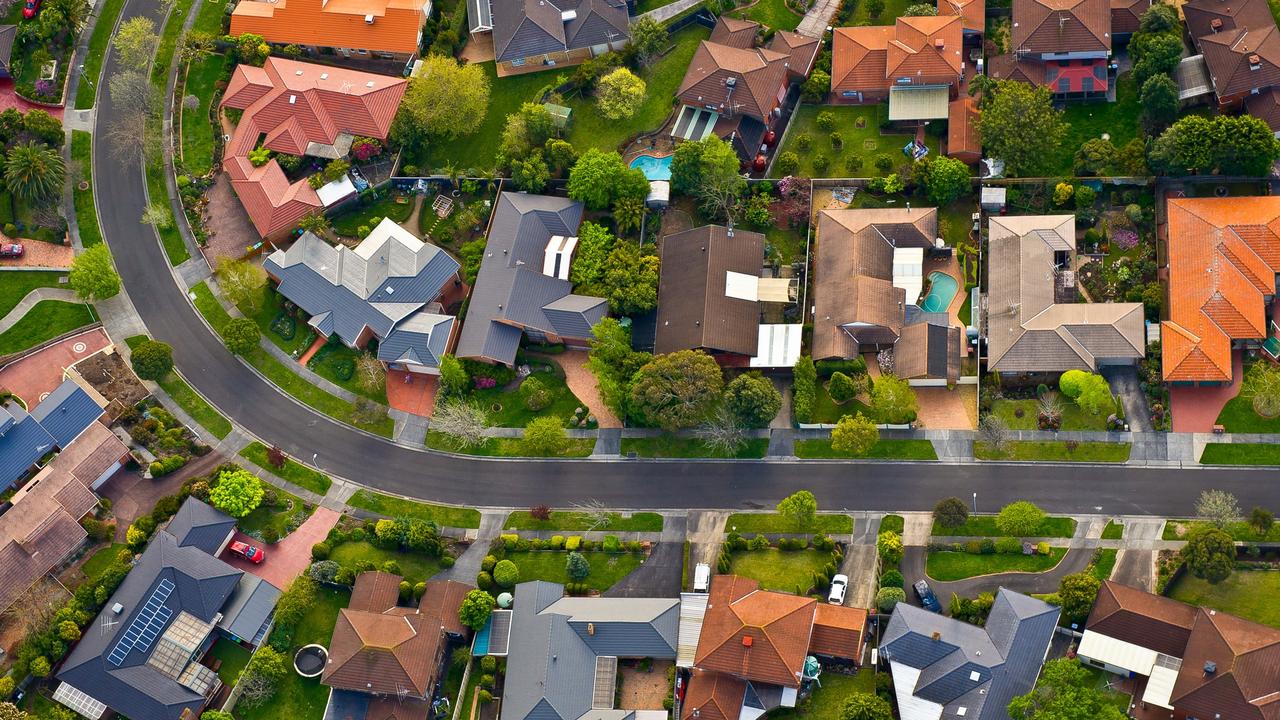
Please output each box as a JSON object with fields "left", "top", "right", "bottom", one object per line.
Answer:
{"left": 5, "top": 141, "right": 65, "bottom": 205}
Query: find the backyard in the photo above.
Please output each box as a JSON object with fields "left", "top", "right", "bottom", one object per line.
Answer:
{"left": 1168, "top": 569, "right": 1280, "bottom": 628}
{"left": 348, "top": 490, "right": 482, "bottom": 528}
{"left": 766, "top": 670, "right": 876, "bottom": 720}
{"left": 771, "top": 104, "right": 914, "bottom": 179}
{"left": 974, "top": 440, "right": 1132, "bottom": 462}
{"left": 847, "top": 0, "right": 910, "bottom": 24}
{"left": 794, "top": 438, "right": 939, "bottom": 460}
{"left": 329, "top": 541, "right": 445, "bottom": 585}
{"left": 236, "top": 586, "right": 348, "bottom": 720}
{"left": 727, "top": 548, "right": 832, "bottom": 592}
{"left": 501, "top": 549, "right": 645, "bottom": 591}
{"left": 925, "top": 547, "right": 1068, "bottom": 581}
{"left": 206, "top": 637, "right": 251, "bottom": 687}
{"left": 329, "top": 192, "right": 416, "bottom": 238}
{"left": 1052, "top": 74, "right": 1140, "bottom": 176}
{"left": 0, "top": 301, "right": 95, "bottom": 355}
{"left": 620, "top": 435, "right": 769, "bottom": 459}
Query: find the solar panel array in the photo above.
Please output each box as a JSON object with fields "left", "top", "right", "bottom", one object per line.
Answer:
{"left": 107, "top": 579, "right": 176, "bottom": 666}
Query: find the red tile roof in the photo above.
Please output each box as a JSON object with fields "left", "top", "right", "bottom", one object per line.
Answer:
{"left": 833, "top": 16, "right": 963, "bottom": 94}
{"left": 230, "top": 0, "right": 428, "bottom": 55}
{"left": 939, "top": 0, "right": 986, "bottom": 31}
{"left": 947, "top": 96, "right": 981, "bottom": 161}
{"left": 1110, "top": 0, "right": 1151, "bottom": 34}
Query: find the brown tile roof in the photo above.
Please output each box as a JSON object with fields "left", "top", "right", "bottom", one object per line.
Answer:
{"left": 812, "top": 208, "right": 938, "bottom": 360}
{"left": 947, "top": 96, "right": 981, "bottom": 160}
{"left": 832, "top": 16, "right": 962, "bottom": 94}
{"left": 1085, "top": 581, "right": 1196, "bottom": 658}
{"left": 221, "top": 58, "right": 406, "bottom": 237}
{"left": 1184, "top": 0, "right": 1274, "bottom": 41}
{"left": 1110, "top": 0, "right": 1150, "bottom": 34}
{"left": 677, "top": 40, "right": 792, "bottom": 122}
{"left": 230, "top": 0, "right": 428, "bottom": 54}
{"left": 1246, "top": 87, "right": 1280, "bottom": 131}
{"left": 694, "top": 575, "right": 816, "bottom": 687}
{"left": 419, "top": 579, "right": 471, "bottom": 637}
{"left": 832, "top": 25, "right": 895, "bottom": 94}
{"left": 1162, "top": 197, "right": 1280, "bottom": 382}
{"left": 681, "top": 669, "right": 746, "bottom": 720}
{"left": 350, "top": 570, "right": 403, "bottom": 611}
{"left": 770, "top": 30, "right": 822, "bottom": 80}
{"left": 1196, "top": 22, "right": 1280, "bottom": 100}
{"left": 895, "top": 321, "right": 963, "bottom": 382}
{"left": 809, "top": 604, "right": 867, "bottom": 658}
{"left": 939, "top": 0, "right": 986, "bottom": 31}
{"left": 1012, "top": 0, "right": 1112, "bottom": 54}
{"left": 709, "top": 16, "right": 760, "bottom": 48}
{"left": 987, "top": 53, "right": 1048, "bottom": 86}
{"left": 1171, "top": 609, "right": 1280, "bottom": 720}
{"left": 655, "top": 225, "right": 764, "bottom": 357}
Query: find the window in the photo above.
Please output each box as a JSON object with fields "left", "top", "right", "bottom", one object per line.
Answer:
{"left": 1089, "top": 658, "right": 1106, "bottom": 668}
{"left": 511, "top": 57, "right": 526, "bottom": 67}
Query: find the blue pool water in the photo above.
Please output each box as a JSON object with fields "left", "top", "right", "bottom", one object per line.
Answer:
{"left": 919, "top": 271, "right": 958, "bottom": 313}
{"left": 630, "top": 154, "right": 673, "bottom": 181}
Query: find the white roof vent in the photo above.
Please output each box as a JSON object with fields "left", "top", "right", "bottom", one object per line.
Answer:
{"left": 289, "top": 94, "right": 296, "bottom": 104}
{"left": 561, "top": 8, "right": 576, "bottom": 21}
{"left": 542, "top": 235, "right": 579, "bottom": 280}
{"left": 969, "top": 671, "right": 981, "bottom": 682}
{"left": 366, "top": 81, "right": 375, "bottom": 88}
{"left": 320, "top": 72, "right": 329, "bottom": 80}
{"left": 365, "top": 12, "right": 374, "bottom": 22}
{"left": 111, "top": 603, "right": 124, "bottom": 614}
{"left": 295, "top": 69, "right": 304, "bottom": 75}
{"left": 957, "top": 708, "right": 967, "bottom": 717}
{"left": 724, "top": 271, "right": 759, "bottom": 302}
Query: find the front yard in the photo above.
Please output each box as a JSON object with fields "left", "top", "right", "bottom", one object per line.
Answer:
{"left": 925, "top": 547, "right": 1068, "bottom": 581}
{"left": 329, "top": 540, "right": 445, "bottom": 586}
{"left": 239, "top": 441, "right": 332, "bottom": 495}
{"left": 1162, "top": 519, "right": 1280, "bottom": 543}
{"left": 1215, "top": 386, "right": 1280, "bottom": 433}
{"left": 794, "top": 439, "right": 938, "bottom": 460}
{"left": 727, "top": 548, "right": 834, "bottom": 592}
{"left": 473, "top": 359, "right": 587, "bottom": 428}
{"left": 178, "top": 52, "right": 233, "bottom": 176}
{"left": 974, "top": 440, "right": 1132, "bottom": 463}
{"left": 0, "top": 301, "right": 95, "bottom": 355}
{"left": 726, "top": 512, "right": 853, "bottom": 535}
{"left": 988, "top": 398, "right": 1114, "bottom": 431}
{"left": 237, "top": 486, "right": 314, "bottom": 541}
{"left": 931, "top": 514, "right": 1076, "bottom": 538}
{"left": 501, "top": 550, "right": 645, "bottom": 591}
{"left": 124, "top": 334, "right": 233, "bottom": 440}
{"left": 1200, "top": 443, "right": 1280, "bottom": 465}
{"left": 504, "top": 510, "right": 664, "bottom": 532}
{"left": 771, "top": 104, "right": 914, "bottom": 179}
{"left": 348, "top": 490, "right": 482, "bottom": 528}
{"left": 1168, "top": 568, "right": 1280, "bottom": 628}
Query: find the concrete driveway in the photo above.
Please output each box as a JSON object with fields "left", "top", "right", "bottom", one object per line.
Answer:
{"left": 605, "top": 515, "right": 687, "bottom": 598}
{"left": 1102, "top": 366, "right": 1152, "bottom": 432}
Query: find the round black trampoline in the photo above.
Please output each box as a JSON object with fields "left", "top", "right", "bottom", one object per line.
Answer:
{"left": 295, "top": 644, "right": 327, "bottom": 677}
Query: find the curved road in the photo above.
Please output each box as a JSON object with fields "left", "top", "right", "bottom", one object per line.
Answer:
{"left": 91, "top": 0, "right": 1275, "bottom": 514}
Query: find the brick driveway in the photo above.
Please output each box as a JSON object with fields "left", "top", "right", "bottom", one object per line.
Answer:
{"left": 1170, "top": 349, "right": 1243, "bottom": 432}
{"left": 0, "top": 327, "right": 110, "bottom": 406}
{"left": 386, "top": 370, "right": 438, "bottom": 417}
{"left": 0, "top": 240, "right": 73, "bottom": 268}
{"left": 0, "top": 80, "right": 64, "bottom": 119}
{"left": 221, "top": 506, "right": 340, "bottom": 589}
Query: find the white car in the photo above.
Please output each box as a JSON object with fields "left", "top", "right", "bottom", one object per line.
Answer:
{"left": 693, "top": 563, "right": 711, "bottom": 592}
{"left": 828, "top": 574, "right": 849, "bottom": 605}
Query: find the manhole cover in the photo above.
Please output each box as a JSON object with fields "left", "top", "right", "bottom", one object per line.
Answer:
{"left": 73, "top": 342, "right": 87, "bottom": 353}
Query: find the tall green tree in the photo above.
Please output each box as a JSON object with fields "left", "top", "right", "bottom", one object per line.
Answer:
{"left": 977, "top": 80, "right": 1067, "bottom": 177}
{"left": 996, "top": 500, "right": 1046, "bottom": 536}
{"left": 498, "top": 103, "right": 556, "bottom": 165}
{"left": 839, "top": 694, "right": 893, "bottom": 720}
{"left": 390, "top": 56, "right": 490, "bottom": 156}
{"left": 69, "top": 244, "right": 121, "bottom": 302}
{"left": 208, "top": 469, "right": 265, "bottom": 518}
{"left": 870, "top": 375, "right": 918, "bottom": 424}
{"left": 596, "top": 67, "right": 647, "bottom": 120}
{"left": 723, "top": 372, "right": 782, "bottom": 427}
{"left": 1057, "top": 570, "right": 1101, "bottom": 627}
{"left": 130, "top": 340, "right": 172, "bottom": 380}
{"left": 567, "top": 149, "right": 649, "bottom": 210}
{"left": 628, "top": 350, "right": 724, "bottom": 430}
{"left": 599, "top": 241, "right": 659, "bottom": 315}
{"left": 569, "top": 222, "right": 615, "bottom": 292}
{"left": 586, "top": 318, "right": 651, "bottom": 418}
{"left": 777, "top": 490, "right": 818, "bottom": 529}
{"left": 1182, "top": 524, "right": 1235, "bottom": 583}
{"left": 113, "top": 16, "right": 159, "bottom": 70}
{"left": 629, "top": 15, "right": 668, "bottom": 66}
{"left": 831, "top": 413, "right": 879, "bottom": 456}
{"left": 1008, "top": 659, "right": 1127, "bottom": 720}
{"left": 220, "top": 317, "right": 261, "bottom": 355}
{"left": 1139, "top": 74, "right": 1179, "bottom": 135}
{"left": 4, "top": 140, "right": 64, "bottom": 204}
{"left": 913, "top": 155, "right": 971, "bottom": 205}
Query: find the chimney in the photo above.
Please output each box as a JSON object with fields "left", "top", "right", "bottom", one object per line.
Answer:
{"left": 742, "top": 635, "right": 753, "bottom": 647}
{"left": 1250, "top": 54, "right": 1263, "bottom": 69}
{"left": 1204, "top": 661, "right": 1217, "bottom": 675}
{"left": 932, "top": 631, "right": 942, "bottom": 641}
{"left": 1211, "top": 17, "right": 1222, "bottom": 30}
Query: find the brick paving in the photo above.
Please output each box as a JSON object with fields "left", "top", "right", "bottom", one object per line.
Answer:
{"left": 386, "top": 370, "right": 438, "bottom": 417}
{"left": 0, "top": 239, "right": 74, "bottom": 268}
{"left": 914, "top": 385, "right": 977, "bottom": 430}
{"left": 552, "top": 349, "right": 621, "bottom": 428}
{"left": 201, "top": 174, "right": 262, "bottom": 264}
{"left": 1169, "top": 349, "right": 1242, "bottom": 432}
{"left": 0, "top": 80, "right": 64, "bottom": 119}
{"left": 0, "top": 327, "right": 110, "bottom": 406}
{"left": 220, "top": 506, "right": 340, "bottom": 589}
{"left": 101, "top": 452, "right": 226, "bottom": 542}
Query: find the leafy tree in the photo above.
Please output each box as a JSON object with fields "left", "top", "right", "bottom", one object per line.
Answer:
{"left": 459, "top": 588, "right": 496, "bottom": 630}
{"left": 866, "top": 0, "right": 885, "bottom": 16}
{"left": 599, "top": 241, "right": 659, "bottom": 315}
{"left": 1241, "top": 361, "right": 1280, "bottom": 418}
{"left": 209, "top": 468, "right": 265, "bottom": 518}
{"left": 670, "top": 135, "right": 744, "bottom": 216}
{"left": 1139, "top": 2, "right": 1178, "bottom": 32}
{"left": 1195, "top": 489, "right": 1240, "bottom": 528}
{"left": 1251, "top": 506, "right": 1274, "bottom": 537}
{"left": 1139, "top": 74, "right": 1179, "bottom": 135}
{"left": 723, "top": 372, "right": 782, "bottom": 427}
{"left": 239, "top": 646, "right": 289, "bottom": 707}
{"left": 544, "top": 138, "right": 577, "bottom": 174}
{"left": 520, "top": 376, "right": 552, "bottom": 411}
{"left": 875, "top": 586, "right": 905, "bottom": 612}
{"left": 1150, "top": 114, "right": 1280, "bottom": 176}
{"left": 1074, "top": 138, "right": 1116, "bottom": 176}
{"left": 839, "top": 693, "right": 894, "bottom": 720}
{"left": 801, "top": 69, "right": 830, "bottom": 102}
{"left": 216, "top": 258, "right": 267, "bottom": 313}
{"left": 229, "top": 33, "right": 270, "bottom": 66}
{"left": 5, "top": 140, "right": 64, "bottom": 204}
{"left": 391, "top": 56, "right": 490, "bottom": 154}
{"left": 113, "top": 16, "right": 159, "bottom": 70}
{"left": 630, "top": 16, "right": 668, "bottom": 66}
{"left": 1057, "top": 570, "right": 1101, "bottom": 627}
{"left": 0, "top": 703, "right": 29, "bottom": 720}
{"left": 273, "top": 576, "right": 317, "bottom": 629}
{"left": 523, "top": 417, "right": 569, "bottom": 456}
{"left": 21, "top": 110, "right": 62, "bottom": 147}
{"left": 903, "top": 2, "right": 936, "bottom": 12}
{"left": 438, "top": 355, "right": 470, "bottom": 398}
{"left": 777, "top": 490, "right": 818, "bottom": 529}
{"left": 831, "top": 414, "right": 879, "bottom": 456}
{"left": 587, "top": 318, "right": 651, "bottom": 417}
{"left": 614, "top": 196, "right": 644, "bottom": 236}
{"left": 978, "top": 80, "right": 1067, "bottom": 177}
{"left": 1130, "top": 31, "right": 1183, "bottom": 87}
{"left": 202, "top": 713, "right": 234, "bottom": 720}
{"left": 1074, "top": 374, "right": 1114, "bottom": 415}
{"left": 493, "top": 559, "right": 519, "bottom": 587}
{"left": 877, "top": 530, "right": 904, "bottom": 565}
{"left": 933, "top": 497, "right": 969, "bottom": 529}
{"left": 566, "top": 551, "right": 590, "bottom": 580}
{"left": 1008, "top": 658, "right": 1127, "bottom": 720}
{"left": 69, "top": 243, "right": 121, "bottom": 302}
{"left": 996, "top": 501, "right": 1046, "bottom": 536}
{"left": 596, "top": 67, "right": 647, "bottom": 120}
{"left": 828, "top": 371, "right": 858, "bottom": 403}
{"left": 131, "top": 340, "right": 173, "bottom": 380}
{"left": 870, "top": 375, "right": 918, "bottom": 424}
{"left": 567, "top": 149, "right": 649, "bottom": 210}
{"left": 220, "top": 317, "right": 260, "bottom": 355}
{"left": 498, "top": 103, "right": 557, "bottom": 164}
{"left": 914, "top": 155, "right": 970, "bottom": 205}
{"left": 629, "top": 350, "right": 725, "bottom": 430}
{"left": 511, "top": 153, "right": 550, "bottom": 192}
{"left": 568, "top": 221, "right": 614, "bottom": 291}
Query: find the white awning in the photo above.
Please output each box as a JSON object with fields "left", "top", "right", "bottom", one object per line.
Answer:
{"left": 677, "top": 593, "right": 708, "bottom": 667}
{"left": 646, "top": 180, "right": 669, "bottom": 208}
{"left": 1141, "top": 660, "right": 1182, "bottom": 710}
{"left": 750, "top": 324, "right": 803, "bottom": 368}
{"left": 888, "top": 86, "right": 950, "bottom": 120}
{"left": 316, "top": 175, "right": 356, "bottom": 207}
{"left": 893, "top": 247, "right": 925, "bottom": 305}
{"left": 725, "top": 271, "right": 759, "bottom": 301}
{"left": 1078, "top": 629, "right": 1159, "bottom": 675}
{"left": 757, "top": 277, "right": 793, "bottom": 303}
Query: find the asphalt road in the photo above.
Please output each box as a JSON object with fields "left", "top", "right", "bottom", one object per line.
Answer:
{"left": 92, "top": 0, "right": 1280, "bottom": 515}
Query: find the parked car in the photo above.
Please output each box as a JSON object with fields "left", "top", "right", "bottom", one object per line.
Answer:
{"left": 0, "top": 243, "right": 23, "bottom": 258}
{"left": 828, "top": 574, "right": 849, "bottom": 605}
{"left": 229, "top": 541, "right": 265, "bottom": 564}
{"left": 21, "top": 0, "right": 40, "bottom": 19}
{"left": 914, "top": 580, "right": 942, "bottom": 613}
{"left": 693, "top": 563, "right": 711, "bottom": 593}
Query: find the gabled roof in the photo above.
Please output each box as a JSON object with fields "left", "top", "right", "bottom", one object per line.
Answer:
{"left": 221, "top": 58, "right": 406, "bottom": 237}
{"left": 455, "top": 193, "right": 607, "bottom": 366}
{"left": 1084, "top": 581, "right": 1197, "bottom": 658}
{"left": 1246, "top": 86, "right": 1280, "bottom": 132}
{"left": 896, "top": 321, "right": 962, "bottom": 383}
{"left": 1162, "top": 197, "right": 1280, "bottom": 382}
{"left": 710, "top": 16, "right": 760, "bottom": 48}
{"left": 1110, "top": 0, "right": 1151, "bottom": 34}
{"left": 1184, "top": 0, "right": 1275, "bottom": 41}
{"left": 939, "top": 0, "right": 985, "bottom": 31}
{"left": 164, "top": 498, "right": 236, "bottom": 556}
{"left": 832, "top": 25, "right": 896, "bottom": 93}
{"left": 230, "top": 0, "right": 429, "bottom": 54}
{"left": 986, "top": 215, "right": 1144, "bottom": 373}
{"left": 1012, "top": 0, "right": 1111, "bottom": 54}
{"left": 655, "top": 225, "right": 765, "bottom": 357}
{"left": 0, "top": 379, "right": 105, "bottom": 492}
{"left": 491, "top": 0, "right": 630, "bottom": 62}
{"left": 678, "top": 41, "right": 793, "bottom": 121}
{"left": 681, "top": 669, "right": 747, "bottom": 720}
{"left": 948, "top": 95, "right": 982, "bottom": 160}
{"left": 28, "top": 379, "right": 104, "bottom": 449}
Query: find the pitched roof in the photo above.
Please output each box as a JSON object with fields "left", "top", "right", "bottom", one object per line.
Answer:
{"left": 678, "top": 41, "right": 793, "bottom": 121}
{"left": 455, "top": 193, "right": 607, "bottom": 366}
{"left": 939, "top": 0, "right": 985, "bottom": 31}
{"left": 1185, "top": 0, "right": 1275, "bottom": 41}
{"left": 1084, "top": 581, "right": 1197, "bottom": 657}
{"left": 986, "top": 215, "right": 1144, "bottom": 373}
{"left": 230, "top": 0, "right": 428, "bottom": 54}
{"left": 1110, "top": 0, "right": 1151, "bottom": 34}
{"left": 809, "top": 603, "right": 868, "bottom": 658}
{"left": 655, "top": 225, "right": 765, "bottom": 357}
{"left": 896, "top": 321, "right": 962, "bottom": 382}
{"left": 694, "top": 575, "right": 816, "bottom": 687}
{"left": 1246, "top": 86, "right": 1280, "bottom": 132}
{"left": 221, "top": 58, "right": 406, "bottom": 237}
{"left": 491, "top": 0, "right": 630, "bottom": 62}
{"left": 710, "top": 16, "right": 760, "bottom": 48}
{"left": 164, "top": 498, "right": 236, "bottom": 556}
{"left": 882, "top": 588, "right": 1059, "bottom": 720}
{"left": 947, "top": 96, "right": 982, "bottom": 160}
{"left": 681, "top": 669, "right": 747, "bottom": 720}
{"left": 831, "top": 15, "right": 962, "bottom": 94}
{"left": 1162, "top": 196, "right": 1280, "bottom": 382}
{"left": 812, "top": 207, "right": 938, "bottom": 360}
{"left": 0, "top": 379, "right": 105, "bottom": 492}
{"left": 29, "top": 379, "right": 105, "bottom": 449}
{"left": 832, "top": 25, "right": 896, "bottom": 93}
{"left": 0, "top": 26, "right": 15, "bottom": 71}
{"left": 1195, "top": 20, "right": 1280, "bottom": 100}
{"left": 1012, "top": 0, "right": 1111, "bottom": 53}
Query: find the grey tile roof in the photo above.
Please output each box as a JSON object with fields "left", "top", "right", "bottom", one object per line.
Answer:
{"left": 0, "top": 379, "right": 105, "bottom": 492}
{"left": 500, "top": 582, "right": 678, "bottom": 720}
{"left": 0, "top": 26, "right": 14, "bottom": 72}
{"left": 29, "top": 379, "right": 104, "bottom": 449}
{"left": 456, "top": 193, "right": 607, "bottom": 366}
{"left": 881, "top": 588, "right": 1058, "bottom": 720}
{"left": 218, "top": 572, "right": 282, "bottom": 642}
{"left": 165, "top": 498, "right": 236, "bottom": 555}
{"left": 492, "top": 0, "right": 629, "bottom": 62}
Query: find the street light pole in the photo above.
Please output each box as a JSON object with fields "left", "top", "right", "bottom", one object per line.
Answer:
{"left": 972, "top": 492, "right": 977, "bottom": 513}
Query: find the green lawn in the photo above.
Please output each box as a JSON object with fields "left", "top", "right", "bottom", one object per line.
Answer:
{"left": 880, "top": 514, "right": 904, "bottom": 534}
{"left": 989, "top": 398, "right": 1114, "bottom": 431}
{"left": 1092, "top": 548, "right": 1118, "bottom": 582}
{"left": 74, "top": 0, "right": 129, "bottom": 109}
{"left": 731, "top": 0, "right": 803, "bottom": 31}
{"left": 811, "top": 381, "right": 874, "bottom": 424}
{"left": 501, "top": 550, "right": 644, "bottom": 591}
{"left": 926, "top": 547, "right": 1067, "bottom": 581}
{"left": 1200, "top": 443, "right": 1280, "bottom": 465}
{"left": 80, "top": 543, "right": 127, "bottom": 581}
{"left": 728, "top": 548, "right": 833, "bottom": 592}
{"left": 146, "top": 0, "right": 199, "bottom": 266}
{"left": 427, "top": 431, "right": 595, "bottom": 457}
{"left": 237, "top": 586, "right": 347, "bottom": 720}
{"left": 771, "top": 104, "right": 914, "bottom": 178}
{"left": 766, "top": 669, "right": 876, "bottom": 720}
{"left": 1214, "top": 392, "right": 1280, "bottom": 433}
{"left": 794, "top": 438, "right": 939, "bottom": 460}
{"left": 472, "top": 360, "right": 585, "bottom": 428}
{"left": 0, "top": 300, "right": 95, "bottom": 355}
{"left": 207, "top": 637, "right": 251, "bottom": 687}
{"left": 974, "top": 441, "right": 1132, "bottom": 463}
{"left": 146, "top": 160, "right": 188, "bottom": 265}
{"left": 349, "top": 489, "right": 482, "bottom": 529}
{"left": 329, "top": 193, "right": 415, "bottom": 237}
{"left": 848, "top": 0, "right": 910, "bottom": 24}
{"left": 1168, "top": 569, "right": 1280, "bottom": 628}
{"left": 620, "top": 436, "right": 769, "bottom": 458}
{"left": 0, "top": 270, "right": 64, "bottom": 317}
{"left": 191, "top": 0, "right": 229, "bottom": 35}
{"left": 931, "top": 515, "right": 1076, "bottom": 538}
{"left": 1053, "top": 73, "right": 1140, "bottom": 175}
{"left": 1102, "top": 520, "right": 1124, "bottom": 540}
{"left": 242, "top": 285, "right": 314, "bottom": 356}
{"left": 178, "top": 52, "right": 232, "bottom": 176}
{"left": 633, "top": 0, "right": 679, "bottom": 11}
{"left": 504, "top": 510, "right": 664, "bottom": 532}
{"left": 1162, "top": 519, "right": 1280, "bottom": 542}
{"left": 239, "top": 441, "right": 332, "bottom": 495}
{"left": 124, "top": 334, "right": 234, "bottom": 439}
{"left": 329, "top": 541, "right": 445, "bottom": 585}
{"left": 238, "top": 486, "right": 314, "bottom": 540}
{"left": 727, "top": 512, "right": 853, "bottom": 535}
{"left": 71, "top": 132, "right": 103, "bottom": 247}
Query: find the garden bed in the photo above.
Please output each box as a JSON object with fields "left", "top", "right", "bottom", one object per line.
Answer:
{"left": 329, "top": 192, "right": 415, "bottom": 238}
{"left": 238, "top": 441, "right": 332, "bottom": 495}
{"left": 988, "top": 398, "right": 1113, "bottom": 431}
{"left": 426, "top": 431, "right": 596, "bottom": 457}
{"left": 472, "top": 359, "right": 587, "bottom": 428}
{"left": 237, "top": 487, "right": 314, "bottom": 542}
{"left": 925, "top": 547, "right": 1067, "bottom": 581}
{"left": 124, "top": 335, "right": 233, "bottom": 440}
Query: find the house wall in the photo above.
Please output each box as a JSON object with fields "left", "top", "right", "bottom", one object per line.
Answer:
{"left": 830, "top": 88, "right": 891, "bottom": 104}
{"left": 498, "top": 47, "right": 595, "bottom": 74}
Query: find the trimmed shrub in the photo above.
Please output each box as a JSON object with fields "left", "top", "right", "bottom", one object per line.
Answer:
{"left": 476, "top": 571, "right": 493, "bottom": 590}
{"left": 995, "top": 536, "right": 1022, "bottom": 554}
{"left": 550, "top": 535, "right": 565, "bottom": 549}
{"left": 876, "top": 586, "right": 906, "bottom": 612}
{"left": 481, "top": 555, "right": 497, "bottom": 572}
{"left": 493, "top": 560, "right": 520, "bottom": 588}
{"left": 311, "top": 542, "right": 330, "bottom": 561}
{"left": 565, "top": 536, "right": 582, "bottom": 551}
{"left": 880, "top": 569, "right": 904, "bottom": 588}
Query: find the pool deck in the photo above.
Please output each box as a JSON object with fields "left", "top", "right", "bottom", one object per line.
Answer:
{"left": 923, "top": 254, "right": 968, "bottom": 335}
{"left": 920, "top": 270, "right": 958, "bottom": 313}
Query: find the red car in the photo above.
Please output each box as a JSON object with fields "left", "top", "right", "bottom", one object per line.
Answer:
{"left": 229, "top": 541, "right": 265, "bottom": 563}
{"left": 0, "top": 243, "right": 23, "bottom": 258}
{"left": 21, "top": 0, "right": 40, "bottom": 20}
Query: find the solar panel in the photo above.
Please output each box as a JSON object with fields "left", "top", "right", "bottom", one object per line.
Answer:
{"left": 107, "top": 579, "right": 176, "bottom": 666}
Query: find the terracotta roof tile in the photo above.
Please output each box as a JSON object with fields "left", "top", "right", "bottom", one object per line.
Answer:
{"left": 1012, "top": 0, "right": 1111, "bottom": 54}
{"left": 809, "top": 604, "right": 866, "bottom": 658}
{"left": 939, "top": 0, "right": 986, "bottom": 31}
{"left": 1085, "top": 581, "right": 1196, "bottom": 657}
{"left": 1170, "top": 608, "right": 1280, "bottom": 720}
{"left": 832, "top": 26, "right": 895, "bottom": 93}
{"left": 230, "top": 0, "right": 427, "bottom": 54}
{"left": 694, "top": 575, "right": 816, "bottom": 687}
{"left": 677, "top": 41, "right": 792, "bottom": 121}
{"left": 681, "top": 669, "right": 746, "bottom": 720}
{"left": 1110, "top": 0, "right": 1150, "bottom": 34}
{"left": 947, "top": 96, "right": 981, "bottom": 159}
{"left": 710, "top": 16, "right": 760, "bottom": 48}
{"left": 833, "top": 16, "right": 962, "bottom": 93}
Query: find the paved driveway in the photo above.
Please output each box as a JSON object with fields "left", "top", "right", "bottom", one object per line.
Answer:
{"left": 1101, "top": 366, "right": 1152, "bottom": 432}
{"left": 221, "top": 506, "right": 340, "bottom": 589}
{"left": 0, "top": 241, "right": 73, "bottom": 268}
{"left": 605, "top": 515, "right": 687, "bottom": 598}
{"left": 0, "top": 327, "right": 109, "bottom": 406}
{"left": 901, "top": 546, "right": 1094, "bottom": 609}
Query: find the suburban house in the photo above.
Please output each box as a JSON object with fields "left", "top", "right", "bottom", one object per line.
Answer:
{"left": 455, "top": 192, "right": 609, "bottom": 368}
{"left": 322, "top": 572, "right": 471, "bottom": 713}
{"left": 674, "top": 17, "right": 819, "bottom": 163}
{"left": 1181, "top": 0, "right": 1280, "bottom": 125}
{"left": 220, "top": 58, "right": 407, "bottom": 239}
{"left": 940, "top": 0, "right": 985, "bottom": 36}
{"left": 54, "top": 499, "right": 281, "bottom": 720}
{"left": 1079, "top": 580, "right": 1280, "bottom": 719}
{"left": 229, "top": 0, "right": 430, "bottom": 60}
{"left": 469, "top": 0, "right": 630, "bottom": 75}
{"left": 830, "top": 15, "right": 964, "bottom": 117}
{"left": 985, "top": 214, "right": 1145, "bottom": 376}
{"left": 263, "top": 217, "right": 463, "bottom": 375}
{"left": 987, "top": 0, "right": 1112, "bottom": 100}
{"left": 1110, "top": 0, "right": 1152, "bottom": 38}
{"left": 1162, "top": 196, "right": 1280, "bottom": 385}
{"left": 812, "top": 207, "right": 963, "bottom": 383}
{"left": 654, "top": 224, "right": 801, "bottom": 368}
{"left": 0, "top": 418, "right": 128, "bottom": 612}
{"left": 881, "top": 588, "right": 1059, "bottom": 720}
{"left": 0, "top": 378, "right": 114, "bottom": 493}
{"left": 680, "top": 575, "right": 867, "bottom": 719}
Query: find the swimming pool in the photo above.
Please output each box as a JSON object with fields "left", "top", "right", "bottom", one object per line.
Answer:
{"left": 919, "top": 271, "right": 958, "bottom": 313}
{"left": 630, "top": 154, "right": 673, "bottom": 181}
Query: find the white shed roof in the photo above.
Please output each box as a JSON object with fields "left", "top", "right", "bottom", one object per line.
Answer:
{"left": 750, "top": 324, "right": 803, "bottom": 368}
{"left": 316, "top": 175, "right": 357, "bottom": 207}
{"left": 1078, "top": 629, "right": 1159, "bottom": 676}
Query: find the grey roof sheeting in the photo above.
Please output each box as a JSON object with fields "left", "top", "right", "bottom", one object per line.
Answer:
{"left": 492, "top": 0, "right": 630, "bottom": 62}
{"left": 881, "top": 588, "right": 1058, "bottom": 720}
{"left": 218, "top": 572, "right": 282, "bottom": 642}
{"left": 0, "top": 379, "right": 104, "bottom": 492}
{"left": 165, "top": 498, "right": 236, "bottom": 555}
{"left": 376, "top": 313, "right": 455, "bottom": 368}
{"left": 0, "top": 402, "right": 56, "bottom": 492}
{"left": 456, "top": 193, "right": 607, "bottom": 366}
{"left": 500, "top": 581, "right": 678, "bottom": 720}
{"left": 29, "top": 379, "right": 104, "bottom": 449}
